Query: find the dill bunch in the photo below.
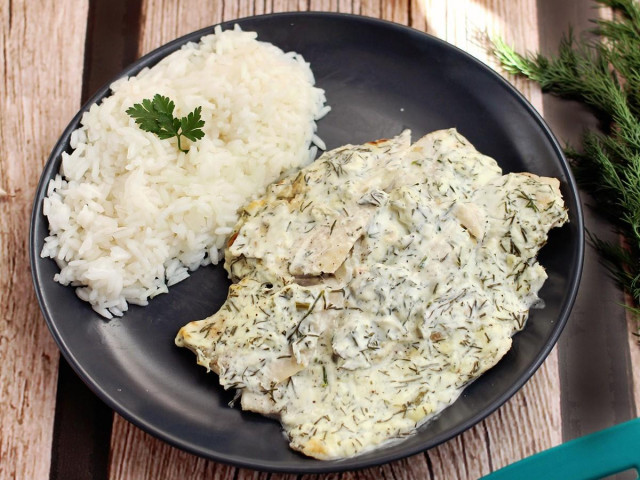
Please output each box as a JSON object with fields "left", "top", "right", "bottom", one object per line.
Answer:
{"left": 493, "top": 0, "right": 640, "bottom": 335}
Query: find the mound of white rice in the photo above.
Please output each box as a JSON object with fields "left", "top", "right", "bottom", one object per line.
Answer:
{"left": 41, "top": 25, "right": 330, "bottom": 318}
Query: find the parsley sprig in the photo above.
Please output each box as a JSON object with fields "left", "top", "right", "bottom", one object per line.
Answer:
{"left": 493, "top": 0, "right": 640, "bottom": 336}
{"left": 126, "top": 94, "right": 205, "bottom": 153}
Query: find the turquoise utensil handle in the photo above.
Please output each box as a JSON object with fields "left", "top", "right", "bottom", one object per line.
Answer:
{"left": 481, "top": 417, "right": 640, "bottom": 480}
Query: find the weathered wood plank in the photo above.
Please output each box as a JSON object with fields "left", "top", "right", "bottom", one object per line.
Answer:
{"left": 2, "top": 0, "right": 636, "bottom": 478}
{"left": 419, "top": 0, "right": 542, "bottom": 110}
{"left": 109, "top": 1, "right": 560, "bottom": 479}
{"left": 0, "top": 1, "right": 88, "bottom": 479}
{"left": 415, "top": 1, "right": 560, "bottom": 478}
{"left": 535, "top": 0, "right": 640, "bottom": 441}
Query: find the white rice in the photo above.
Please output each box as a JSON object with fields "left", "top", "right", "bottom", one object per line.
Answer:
{"left": 41, "top": 25, "right": 330, "bottom": 319}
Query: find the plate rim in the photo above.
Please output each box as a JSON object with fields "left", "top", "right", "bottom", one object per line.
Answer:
{"left": 30, "top": 11, "right": 585, "bottom": 473}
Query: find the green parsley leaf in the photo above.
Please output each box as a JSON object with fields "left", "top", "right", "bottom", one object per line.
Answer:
{"left": 126, "top": 94, "right": 205, "bottom": 152}
{"left": 180, "top": 106, "right": 206, "bottom": 142}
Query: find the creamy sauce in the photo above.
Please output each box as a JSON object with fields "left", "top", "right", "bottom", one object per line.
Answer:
{"left": 176, "top": 129, "right": 568, "bottom": 460}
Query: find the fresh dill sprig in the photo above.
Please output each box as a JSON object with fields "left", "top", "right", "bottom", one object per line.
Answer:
{"left": 493, "top": 0, "right": 640, "bottom": 336}
{"left": 126, "top": 94, "right": 205, "bottom": 153}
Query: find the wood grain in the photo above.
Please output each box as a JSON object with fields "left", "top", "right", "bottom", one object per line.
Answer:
{"left": 533, "top": 0, "right": 640, "bottom": 445}
{"left": 419, "top": 0, "right": 562, "bottom": 475}
{"left": 1, "top": 0, "right": 634, "bottom": 479}
{"left": 0, "top": 1, "right": 88, "bottom": 479}
{"left": 108, "top": 1, "right": 560, "bottom": 479}
{"left": 418, "top": 0, "right": 542, "bottom": 110}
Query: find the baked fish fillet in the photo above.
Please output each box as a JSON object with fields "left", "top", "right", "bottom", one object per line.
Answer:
{"left": 176, "top": 129, "right": 568, "bottom": 460}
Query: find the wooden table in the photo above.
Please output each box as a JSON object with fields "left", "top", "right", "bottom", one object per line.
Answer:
{"left": 2, "top": 0, "right": 639, "bottom": 479}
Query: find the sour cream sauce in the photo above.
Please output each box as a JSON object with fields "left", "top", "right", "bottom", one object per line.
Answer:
{"left": 176, "top": 129, "right": 568, "bottom": 460}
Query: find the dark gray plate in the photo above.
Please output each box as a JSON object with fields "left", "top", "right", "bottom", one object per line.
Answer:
{"left": 30, "top": 12, "right": 584, "bottom": 473}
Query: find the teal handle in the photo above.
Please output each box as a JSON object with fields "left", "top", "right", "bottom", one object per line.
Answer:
{"left": 481, "top": 418, "right": 640, "bottom": 480}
